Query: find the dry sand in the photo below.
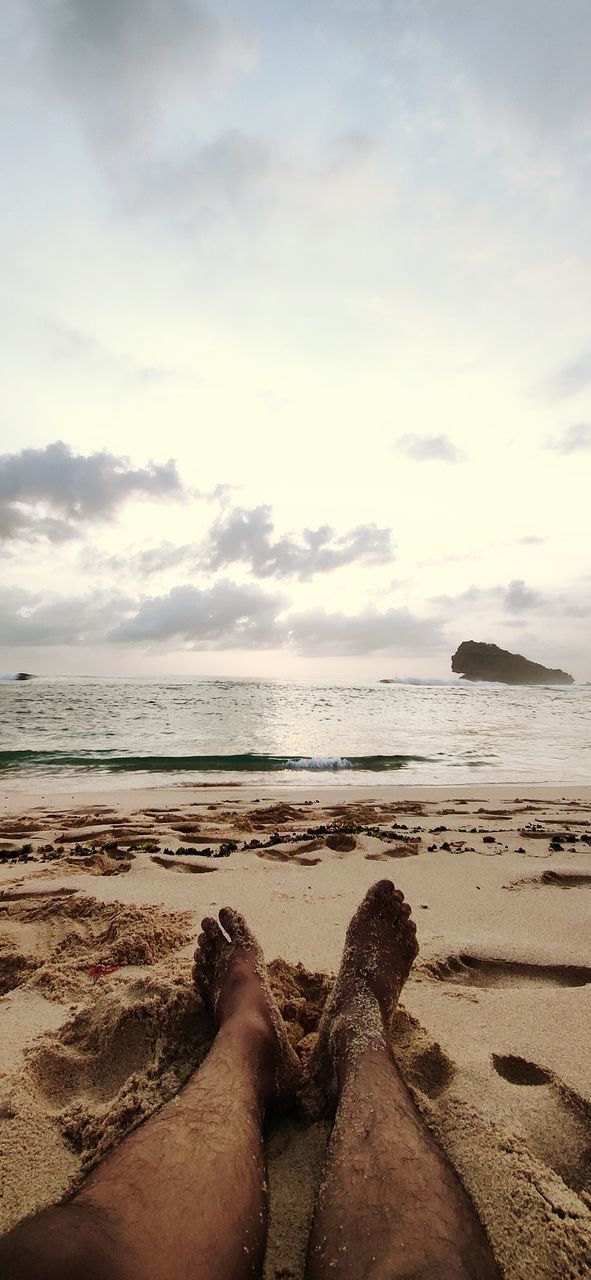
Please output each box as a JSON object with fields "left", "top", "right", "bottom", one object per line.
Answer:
{"left": 1, "top": 781, "right": 590, "bottom": 1278}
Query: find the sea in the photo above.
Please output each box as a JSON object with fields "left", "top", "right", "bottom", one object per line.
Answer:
{"left": 0, "top": 676, "right": 589, "bottom": 792}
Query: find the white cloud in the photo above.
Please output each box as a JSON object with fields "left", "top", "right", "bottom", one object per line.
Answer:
{"left": 548, "top": 423, "right": 591, "bottom": 455}
{"left": 544, "top": 353, "right": 591, "bottom": 400}
{"left": 432, "top": 579, "right": 544, "bottom": 614}
{"left": 395, "top": 434, "right": 463, "bottom": 464}
{"left": 285, "top": 605, "right": 443, "bottom": 656}
{"left": 432, "top": 579, "right": 590, "bottom": 620}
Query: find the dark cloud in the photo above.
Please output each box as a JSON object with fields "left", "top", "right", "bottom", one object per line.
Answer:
{"left": 109, "top": 582, "right": 286, "bottom": 649}
{"left": 0, "top": 441, "right": 183, "bottom": 543}
{"left": 395, "top": 434, "right": 463, "bottom": 464}
{"left": 25, "top": 0, "right": 252, "bottom": 163}
{"left": 200, "top": 505, "right": 394, "bottom": 579}
{"left": 285, "top": 606, "right": 443, "bottom": 656}
{"left": 548, "top": 423, "right": 591, "bottom": 455}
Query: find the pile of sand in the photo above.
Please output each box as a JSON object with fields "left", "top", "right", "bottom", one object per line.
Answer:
{"left": 0, "top": 889, "right": 192, "bottom": 1000}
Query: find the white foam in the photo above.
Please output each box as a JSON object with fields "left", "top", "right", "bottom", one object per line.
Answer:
{"left": 284, "top": 756, "right": 354, "bottom": 770}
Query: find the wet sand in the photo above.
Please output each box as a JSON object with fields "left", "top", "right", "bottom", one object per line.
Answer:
{"left": 1, "top": 782, "right": 590, "bottom": 1278}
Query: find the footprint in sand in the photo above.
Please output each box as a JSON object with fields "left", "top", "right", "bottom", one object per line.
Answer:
{"left": 507, "top": 869, "right": 591, "bottom": 890}
{"left": 151, "top": 855, "right": 217, "bottom": 875}
{"left": 391, "top": 1007, "right": 456, "bottom": 1099}
{"left": 424, "top": 954, "right": 591, "bottom": 988}
{"left": 491, "top": 1054, "right": 591, "bottom": 1196}
{"left": 366, "top": 841, "right": 421, "bottom": 861}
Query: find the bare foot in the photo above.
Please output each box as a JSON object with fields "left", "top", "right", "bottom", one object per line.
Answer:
{"left": 311, "top": 880, "right": 418, "bottom": 1098}
{"left": 192, "top": 906, "right": 302, "bottom": 1110}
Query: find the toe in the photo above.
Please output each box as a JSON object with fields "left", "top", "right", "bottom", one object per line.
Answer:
{"left": 193, "top": 921, "right": 218, "bottom": 960}
{"left": 356, "top": 880, "right": 391, "bottom": 917}
{"left": 219, "top": 906, "right": 252, "bottom": 944}
{"left": 370, "top": 878, "right": 395, "bottom": 897}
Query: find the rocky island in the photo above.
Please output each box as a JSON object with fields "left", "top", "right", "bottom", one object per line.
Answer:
{"left": 451, "top": 641, "right": 574, "bottom": 685}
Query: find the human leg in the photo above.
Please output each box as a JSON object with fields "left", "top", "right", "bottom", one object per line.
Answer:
{"left": 0, "top": 908, "right": 300, "bottom": 1280}
{"left": 306, "top": 881, "right": 500, "bottom": 1280}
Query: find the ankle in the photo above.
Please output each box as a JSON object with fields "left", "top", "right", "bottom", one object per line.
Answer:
{"left": 219, "top": 1007, "right": 275, "bottom": 1061}
{"left": 327, "top": 1000, "right": 391, "bottom": 1094}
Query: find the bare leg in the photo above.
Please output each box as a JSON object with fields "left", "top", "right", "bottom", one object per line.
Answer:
{"left": 0, "top": 908, "right": 301, "bottom": 1280}
{"left": 306, "top": 881, "right": 500, "bottom": 1280}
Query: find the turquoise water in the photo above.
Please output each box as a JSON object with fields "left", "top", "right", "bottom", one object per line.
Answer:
{"left": 0, "top": 677, "right": 589, "bottom": 787}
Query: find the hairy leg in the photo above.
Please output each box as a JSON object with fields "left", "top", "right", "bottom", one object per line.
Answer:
{"left": 306, "top": 881, "right": 500, "bottom": 1280}
{"left": 0, "top": 908, "right": 300, "bottom": 1280}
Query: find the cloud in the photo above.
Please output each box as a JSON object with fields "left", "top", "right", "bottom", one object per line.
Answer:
{"left": 0, "top": 441, "right": 183, "bottom": 542}
{"left": 199, "top": 505, "right": 395, "bottom": 580}
{"left": 0, "top": 586, "right": 133, "bottom": 645}
{"left": 502, "top": 580, "right": 544, "bottom": 613}
{"left": 285, "top": 606, "right": 443, "bottom": 656}
{"left": 0, "top": 578, "right": 442, "bottom": 657}
{"left": 146, "top": 131, "right": 273, "bottom": 227}
{"left": 363, "top": 1, "right": 591, "bottom": 142}
{"left": 84, "top": 503, "right": 394, "bottom": 581}
{"left": 42, "top": 319, "right": 179, "bottom": 387}
{"left": 395, "top": 434, "right": 463, "bottom": 464}
{"left": 24, "top": 0, "right": 254, "bottom": 166}
{"left": 548, "top": 423, "right": 591, "bottom": 455}
{"left": 109, "top": 582, "right": 286, "bottom": 649}
{"left": 544, "top": 354, "right": 591, "bottom": 400}
{"left": 98, "top": 542, "right": 201, "bottom": 578}
{"left": 432, "top": 579, "right": 546, "bottom": 614}
{"left": 429, "top": 578, "right": 591, "bottom": 619}
{"left": 111, "top": 589, "right": 444, "bottom": 656}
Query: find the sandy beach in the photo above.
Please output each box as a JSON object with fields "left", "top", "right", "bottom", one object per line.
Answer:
{"left": 1, "top": 781, "right": 590, "bottom": 1278}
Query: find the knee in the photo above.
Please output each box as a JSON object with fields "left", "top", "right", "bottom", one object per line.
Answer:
{"left": 0, "top": 1203, "right": 126, "bottom": 1280}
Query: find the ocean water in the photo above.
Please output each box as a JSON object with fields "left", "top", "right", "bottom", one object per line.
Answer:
{"left": 0, "top": 677, "right": 589, "bottom": 789}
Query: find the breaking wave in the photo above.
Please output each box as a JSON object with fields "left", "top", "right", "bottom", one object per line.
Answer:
{"left": 0, "top": 750, "right": 433, "bottom": 775}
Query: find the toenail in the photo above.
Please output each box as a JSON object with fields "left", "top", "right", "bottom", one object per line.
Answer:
{"left": 219, "top": 906, "right": 239, "bottom": 931}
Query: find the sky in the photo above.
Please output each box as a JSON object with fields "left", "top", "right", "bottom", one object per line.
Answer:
{"left": 0, "top": 0, "right": 590, "bottom": 681}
